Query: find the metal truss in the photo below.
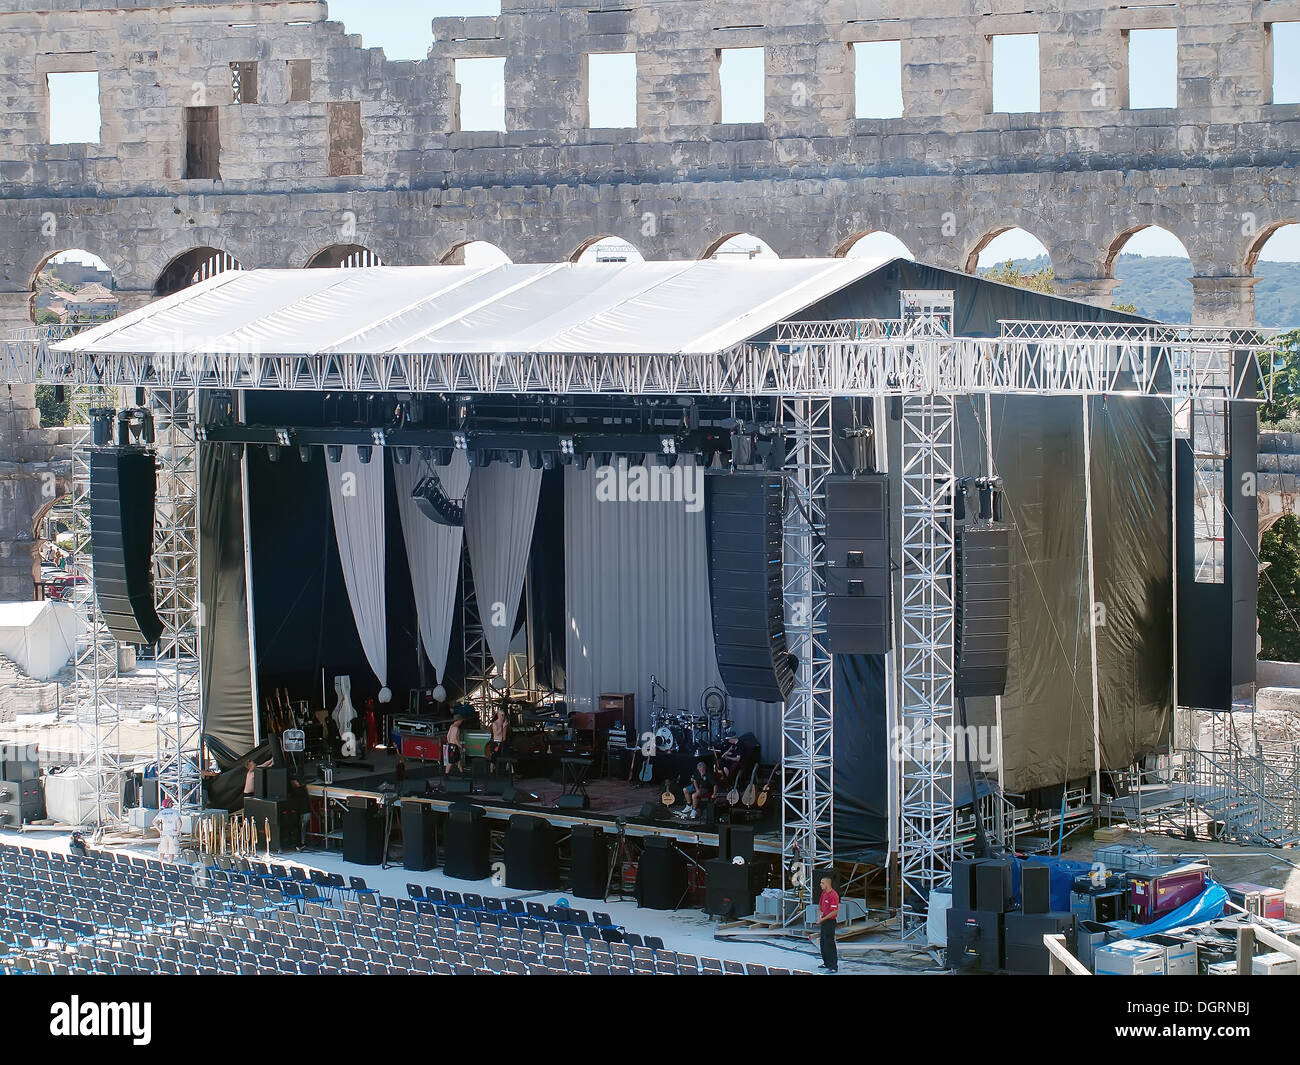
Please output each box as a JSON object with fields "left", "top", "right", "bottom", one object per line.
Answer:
{"left": 151, "top": 389, "right": 203, "bottom": 814}
{"left": 68, "top": 385, "right": 124, "bottom": 829}
{"left": 779, "top": 397, "right": 834, "bottom": 912}
{"left": 3, "top": 323, "right": 1278, "bottom": 402}
{"left": 897, "top": 294, "right": 958, "bottom": 936}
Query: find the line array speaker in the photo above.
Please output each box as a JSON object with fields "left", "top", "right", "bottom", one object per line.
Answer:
{"left": 825, "top": 473, "right": 890, "bottom": 653}
{"left": 89, "top": 447, "right": 163, "bottom": 646}
{"left": 955, "top": 524, "right": 1011, "bottom": 697}
{"left": 705, "top": 472, "right": 795, "bottom": 703}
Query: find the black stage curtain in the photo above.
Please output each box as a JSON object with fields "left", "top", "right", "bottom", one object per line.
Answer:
{"left": 526, "top": 467, "right": 566, "bottom": 693}
{"left": 198, "top": 392, "right": 255, "bottom": 754}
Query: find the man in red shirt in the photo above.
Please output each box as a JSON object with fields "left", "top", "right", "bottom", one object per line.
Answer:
{"left": 817, "top": 875, "right": 839, "bottom": 972}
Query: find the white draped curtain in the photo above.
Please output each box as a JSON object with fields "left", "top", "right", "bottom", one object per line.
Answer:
{"left": 463, "top": 463, "right": 543, "bottom": 684}
{"left": 325, "top": 445, "right": 389, "bottom": 698}
{"left": 392, "top": 450, "right": 471, "bottom": 689}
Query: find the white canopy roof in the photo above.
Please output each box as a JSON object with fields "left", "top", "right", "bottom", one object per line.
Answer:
{"left": 54, "top": 258, "right": 883, "bottom": 358}
{"left": 0, "top": 600, "right": 81, "bottom": 682}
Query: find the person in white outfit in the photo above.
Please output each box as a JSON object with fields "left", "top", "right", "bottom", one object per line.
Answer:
{"left": 153, "top": 805, "right": 182, "bottom": 863}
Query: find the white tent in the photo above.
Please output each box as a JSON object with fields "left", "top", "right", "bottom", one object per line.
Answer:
{"left": 0, "top": 601, "right": 82, "bottom": 681}
{"left": 51, "top": 259, "right": 879, "bottom": 357}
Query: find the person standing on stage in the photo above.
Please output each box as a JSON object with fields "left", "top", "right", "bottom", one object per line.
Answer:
{"left": 489, "top": 708, "right": 510, "bottom": 773}
{"left": 817, "top": 875, "right": 839, "bottom": 973}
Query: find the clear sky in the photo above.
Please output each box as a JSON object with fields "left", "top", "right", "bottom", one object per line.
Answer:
{"left": 43, "top": 0, "right": 1300, "bottom": 266}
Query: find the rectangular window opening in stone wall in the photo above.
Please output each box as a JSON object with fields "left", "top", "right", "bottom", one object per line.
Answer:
{"left": 288, "top": 59, "right": 311, "bottom": 103}
{"left": 327, "top": 101, "right": 363, "bottom": 176}
{"left": 853, "top": 41, "right": 903, "bottom": 120}
{"left": 990, "top": 33, "right": 1040, "bottom": 114}
{"left": 1127, "top": 28, "right": 1177, "bottom": 110}
{"left": 230, "top": 61, "right": 258, "bottom": 105}
{"left": 46, "top": 70, "right": 101, "bottom": 144}
{"left": 454, "top": 57, "right": 506, "bottom": 133}
{"left": 1272, "top": 22, "right": 1300, "bottom": 105}
{"left": 587, "top": 52, "right": 637, "bottom": 129}
{"left": 718, "top": 47, "right": 764, "bottom": 125}
{"left": 184, "top": 106, "right": 220, "bottom": 180}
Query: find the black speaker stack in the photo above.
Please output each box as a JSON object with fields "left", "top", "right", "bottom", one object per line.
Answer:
{"left": 955, "top": 524, "right": 1011, "bottom": 697}
{"left": 443, "top": 803, "right": 490, "bottom": 880}
{"left": 569, "top": 825, "right": 608, "bottom": 899}
{"left": 401, "top": 800, "right": 437, "bottom": 871}
{"left": 89, "top": 447, "right": 164, "bottom": 646}
{"left": 824, "top": 474, "right": 891, "bottom": 653}
{"left": 0, "top": 744, "right": 42, "bottom": 827}
{"left": 503, "top": 814, "right": 560, "bottom": 889}
{"left": 243, "top": 796, "right": 301, "bottom": 851}
{"left": 947, "top": 857, "right": 1076, "bottom": 974}
{"left": 342, "top": 796, "right": 383, "bottom": 865}
{"left": 635, "top": 836, "right": 687, "bottom": 910}
{"left": 705, "top": 472, "right": 795, "bottom": 703}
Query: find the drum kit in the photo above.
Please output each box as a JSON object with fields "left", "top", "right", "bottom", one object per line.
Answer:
{"left": 646, "top": 678, "right": 732, "bottom": 759}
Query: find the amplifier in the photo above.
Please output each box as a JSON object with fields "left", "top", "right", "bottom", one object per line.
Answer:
{"left": 0, "top": 778, "right": 41, "bottom": 804}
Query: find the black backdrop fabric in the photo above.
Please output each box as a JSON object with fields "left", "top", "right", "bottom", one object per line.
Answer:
{"left": 797, "top": 263, "right": 1171, "bottom": 852}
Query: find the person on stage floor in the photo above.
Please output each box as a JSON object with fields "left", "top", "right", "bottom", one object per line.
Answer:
{"left": 816, "top": 875, "right": 839, "bottom": 973}
{"left": 243, "top": 755, "right": 273, "bottom": 798}
{"left": 445, "top": 707, "right": 468, "bottom": 773}
{"left": 489, "top": 708, "right": 510, "bottom": 773}
{"left": 679, "top": 760, "right": 716, "bottom": 820}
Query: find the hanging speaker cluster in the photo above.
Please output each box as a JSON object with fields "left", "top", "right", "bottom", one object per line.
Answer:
{"left": 411, "top": 472, "right": 464, "bottom": 527}
{"left": 824, "top": 473, "right": 891, "bottom": 654}
{"left": 89, "top": 446, "right": 164, "bottom": 646}
{"left": 955, "top": 522, "right": 1011, "bottom": 698}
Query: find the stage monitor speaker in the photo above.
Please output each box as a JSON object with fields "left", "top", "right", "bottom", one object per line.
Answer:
{"left": 445, "top": 777, "right": 473, "bottom": 795}
{"left": 975, "top": 858, "right": 1013, "bottom": 914}
{"left": 955, "top": 524, "right": 1011, "bottom": 697}
{"left": 444, "top": 805, "right": 490, "bottom": 881}
{"left": 254, "top": 768, "right": 288, "bottom": 803}
{"left": 90, "top": 448, "right": 164, "bottom": 646}
{"left": 348, "top": 794, "right": 376, "bottom": 811}
{"left": 717, "top": 824, "right": 755, "bottom": 863}
{"left": 825, "top": 474, "right": 891, "bottom": 653}
{"left": 342, "top": 804, "right": 383, "bottom": 865}
{"left": 401, "top": 801, "right": 437, "bottom": 871}
{"left": 636, "top": 836, "right": 686, "bottom": 910}
{"left": 504, "top": 815, "right": 560, "bottom": 890}
{"left": 569, "top": 825, "right": 608, "bottom": 900}
{"left": 950, "top": 858, "right": 983, "bottom": 911}
{"left": 1021, "top": 863, "right": 1052, "bottom": 915}
{"left": 704, "top": 858, "right": 756, "bottom": 918}
{"left": 705, "top": 472, "right": 796, "bottom": 703}
{"left": 556, "top": 793, "right": 589, "bottom": 811}
{"left": 244, "top": 796, "right": 300, "bottom": 852}
{"left": 637, "top": 802, "right": 668, "bottom": 822}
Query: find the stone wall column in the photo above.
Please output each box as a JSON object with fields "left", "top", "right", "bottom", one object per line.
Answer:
{"left": 1052, "top": 277, "right": 1120, "bottom": 309}
{"left": 1190, "top": 276, "right": 1258, "bottom": 328}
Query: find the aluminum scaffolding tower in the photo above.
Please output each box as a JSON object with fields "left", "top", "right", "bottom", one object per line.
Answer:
{"left": 780, "top": 397, "right": 834, "bottom": 907}
{"left": 68, "top": 385, "right": 124, "bottom": 829}
{"left": 150, "top": 389, "right": 203, "bottom": 814}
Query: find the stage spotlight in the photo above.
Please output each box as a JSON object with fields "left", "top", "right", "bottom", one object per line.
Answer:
{"left": 326, "top": 444, "right": 343, "bottom": 463}
{"left": 453, "top": 431, "right": 469, "bottom": 450}
{"left": 298, "top": 445, "right": 313, "bottom": 463}
{"left": 267, "top": 444, "right": 281, "bottom": 463}
{"left": 660, "top": 435, "right": 677, "bottom": 456}
{"left": 506, "top": 449, "right": 523, "bottom": 468}
{"left": 559, "top": 436, "right": 575, "bottom": 456}
{"left": 527, "top": 449, "right": 543, "bottom": 470}
{"left": 357, "top": 445, "right": 373, "bottom": 464}
{"left": 195, "top": 425, "right": 209, "bottom": 443}
{"left": 275, "top": 428, "right": 292, "bottom": 447}
{"left": 371, "top": 428, "right": 386, "bottom": 447}
{"left": 394, "top": 446, "right": 412, "bottom": 465}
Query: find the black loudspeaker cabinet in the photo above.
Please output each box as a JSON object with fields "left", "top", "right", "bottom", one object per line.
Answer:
{"left": 504, "top": 815, "right": 560, "bottom": 890}
{"left": 569, "top": 825, "right": 608, "bottom": 900}
{"left": 825, "top": 474, "right": 890, "bottom": 653}
{"left": 0, "top": 778, "right": 41, "bottom": 806}
{"left": 89, "top": 447, "right": 164, "bottom": 646}
{"left": 140, "top": 778, "right": 160, "bottom": 809}
{"left": 443, "top": 804, "right": 490, "bottom": 881}
{"left": 955, "top": 524, "right": 1011, "bottom": 697}
{"left": 401, "top": 800, "right": 437, "bottom": 871}
{"left": 244, "top": 796, "right": 300, "bottom": 852}
{"left": 950, "top": 858, "right": 983, "bottom": 911}
{"left": 717, "top": 824, "right": 755, "bottom": 863}
{"left": 975, "top": 859, "right": 1013, "bottom": 914}
{"left": 254, "top": 768, "right": 288, "bottom": 803}
{"left": 704, "top": 858, "right": 756, "bottom": 918}
{"left": 636, "top": 836, "right": 687, "bottom": 910}
{"left": 1021, "top": 863, "right": 1052, "bottom": 915}
{"left": 342, "top": 803, "right": 383, "bottom": 865}
{"left": 555, "top": 793, "right": 589, "bottom": 811}
{"left": 1, "top": 755, "right": 39, "bottom": 782}
{"left": 705, "top": 472, "right": 796, "bottom": 703}
{"left": 1004, "top": 912, "right": 1075, "bottom": 974}
{"left": 946, "top": 908, "right": 1005, "bottom": 972}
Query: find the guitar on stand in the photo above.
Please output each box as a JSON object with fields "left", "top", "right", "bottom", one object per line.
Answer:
{"left": 756, "top": 763, "right": 779, "bottom": 809}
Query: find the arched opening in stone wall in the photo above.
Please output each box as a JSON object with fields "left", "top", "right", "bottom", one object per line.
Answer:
{"left": 704, "top": 233, "right": 778, "bottom": 260}
{"left": 836, "top": 230, "right": 915, "bottom": 264}
{"left": 571, "top": 236, "right": 645, "bottom": 263}
{"left": 441, "top": 241, "right": 512, "bottom": 266}
{"left": 30, "top": 491, "right": 76, "bottom": 597}
{"left": 154, "top": 247, "right": 243, "bottom": 297}
{"left": 1246, "top": 223, "right": 1300, "bottom": 330}
{"left": 30, "top": 249, "right": 117, "bottom": 325}
{"left": 1106, "top": 225, "right": 1192, "bottom": 322}
{"left": 967, "top": 227, "right": 1053, "bottom": 284}
{"left": 305, "top": 244, "right": 385, "bottom": 269}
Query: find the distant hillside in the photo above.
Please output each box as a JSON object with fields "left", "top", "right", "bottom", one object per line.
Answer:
{"left": 981, "top": 255, "right": 1300, "bottom": 328}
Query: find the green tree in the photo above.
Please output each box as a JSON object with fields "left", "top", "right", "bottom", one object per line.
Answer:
{"left": 34, "top": 385, "right": 69, "bottom": 427}
{"left": 1259, "top": 512, "right": 1300, "bottom": 661}
{"left": 1261, "top": 328, "right": 1300, "bottom": 425}
{"left": 981, "top": 259, "right": 1055, "bottom": 295}
{"left": 34, "top": 308, "right": 60, "bottom": 325}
